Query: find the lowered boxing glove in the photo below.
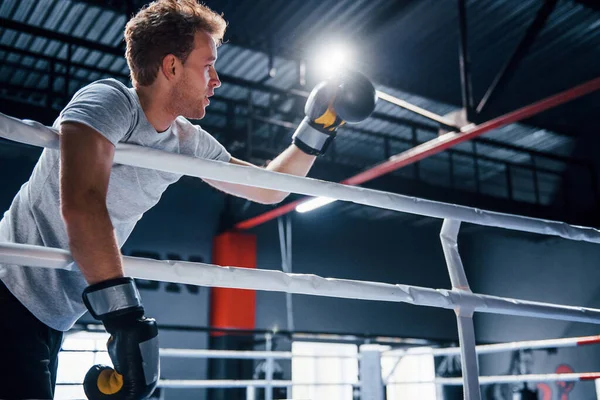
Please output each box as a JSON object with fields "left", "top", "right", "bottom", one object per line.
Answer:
{"left": 82, "top": 277, "right": 159, "bottom": 400}
{"left": 292, "top": 70, "right": 377, "bottom": 156}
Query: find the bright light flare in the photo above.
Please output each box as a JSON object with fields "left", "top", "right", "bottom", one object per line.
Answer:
{"left": 313, "top": 42, "right": 354, "bottom": 78}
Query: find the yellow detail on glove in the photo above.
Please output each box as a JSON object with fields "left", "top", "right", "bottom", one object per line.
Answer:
{"left": 97, "top": 368, "right": 124, "bottom": 395}
{"left": 314, "top": 105, "right": 345, "bottom": 131}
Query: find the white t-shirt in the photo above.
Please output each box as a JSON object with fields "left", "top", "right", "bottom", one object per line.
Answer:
{"left": 0, "top": 78, "right": 231, "bottom": 331}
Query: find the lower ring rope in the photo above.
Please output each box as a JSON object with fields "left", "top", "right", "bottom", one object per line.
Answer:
{"left": 2, "top": 242, "right": 600, "bottom": 324}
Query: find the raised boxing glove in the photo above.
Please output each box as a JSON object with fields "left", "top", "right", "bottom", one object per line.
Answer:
{"left": 292, "top": 70, "right": 377, "bottom": 156}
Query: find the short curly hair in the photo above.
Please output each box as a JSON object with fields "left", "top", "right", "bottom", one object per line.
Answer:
{"left": 124, "top": 0, "right": 227, "bottom": 86}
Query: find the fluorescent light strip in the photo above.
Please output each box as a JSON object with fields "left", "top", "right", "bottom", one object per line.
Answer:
{"left": 295, "top": 197, "right": 336, "bottom": 213}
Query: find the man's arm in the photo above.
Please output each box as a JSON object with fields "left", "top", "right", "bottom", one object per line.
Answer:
{"left": 204, "top": 70, "right": 377, "bottom": 205}
{"left": 60, "top": 121, "right": 123, "bottom": 284}
{"left": 204, "top": 144, "right": 316, "bottom": 204}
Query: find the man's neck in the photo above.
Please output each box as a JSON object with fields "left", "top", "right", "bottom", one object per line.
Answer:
{"left": 135, "top": 86, "right": 175, "bottom": 133}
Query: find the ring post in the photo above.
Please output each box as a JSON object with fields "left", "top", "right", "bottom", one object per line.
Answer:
{"left": 246, "top": 386, "right": 256, "bottom": 400}
{"left": 360, "top": 344, "right": 384, "bottom": 399}
{"left": 265, "top": 333, "right": 274, "bottom": 400}
{"left": 441, "top": 219, "right": 481, "bottom": 400}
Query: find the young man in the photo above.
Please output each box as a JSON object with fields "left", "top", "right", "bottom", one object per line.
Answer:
{"left": 0, "top": 0, "right": 376, "bottom": 398}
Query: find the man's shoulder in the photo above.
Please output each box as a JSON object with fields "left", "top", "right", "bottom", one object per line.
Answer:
{"left": 57, "top": 79, "right": 140, "bottom": 144}
{"left": 90, "top": 78, "right": 131, "bottom": 91}
{"left": 70, "top": 78, "right": 136, "bottom": 106}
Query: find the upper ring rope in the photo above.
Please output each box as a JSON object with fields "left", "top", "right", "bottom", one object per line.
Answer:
{"left": 1, "top": 112, "right": 599, "bottom": 243}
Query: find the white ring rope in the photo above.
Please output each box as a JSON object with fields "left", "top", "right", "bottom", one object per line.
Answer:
{"left": 159, "top": 380, "right": 292, "bottom": 389}
{"left": 157, "top": 380, "right": 359, "bottom": 388}
{"left": 157, "top": 372, "right": 600, "bottom": 389}
{"left": 1, "top": 112, "right": 599, "bottom": 243}
{"left": 384, "top": 335, "right": 600, "bottom": 357}
{"left": 425, "top": 372, "right": 600, "bottom": 386}
{"left": 3, "top": 241, "right": 600, "bottom": 325}
{"left": 160, "top": 349, "right": 292, "bottom": 359}
{"left": 111, "top": 334, "right": 600, "bottom": 359}
{"left": 159, "top": 348, "right": 356, "bottom": 359}
{"left": 72, "top": 335, "right": 600, "bottom": 360}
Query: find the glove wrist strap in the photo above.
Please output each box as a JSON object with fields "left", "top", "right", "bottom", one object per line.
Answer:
{"left": 292, "top": 117, "right": 336, "bottom": 156}
{"left": 83, "top": 277, "right": 143, "bottom": 320}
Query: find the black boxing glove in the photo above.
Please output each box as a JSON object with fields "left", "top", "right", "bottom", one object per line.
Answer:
{"left": 292, "top": 70, "right": 378, "bottom": 156}
{"left": 82, "top": 277, "right": 159, "bottom": 400}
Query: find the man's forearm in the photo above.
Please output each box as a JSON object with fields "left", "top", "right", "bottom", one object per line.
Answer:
{"left": 262, "top": 144, "right": 316, "bottom": 202}
{"left": 207, "top": 144, "right": 316, "bottom": 204}
{"left": 266, "top": 144, "right": 316, "bottom": 176}
{"left": 63, "top": 205, "right": 124, "bottom": 284}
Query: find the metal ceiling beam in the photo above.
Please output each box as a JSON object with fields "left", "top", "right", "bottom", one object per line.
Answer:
{"left": 457, "top": 0, "right": 475, "bottom": 119}
{"left": 476, "top": 0, "right": 558, "bottom": 115}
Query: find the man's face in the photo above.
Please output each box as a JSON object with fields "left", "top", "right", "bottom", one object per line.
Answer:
{"left": 170, "top": 31, "right": 221, "bottom": 119}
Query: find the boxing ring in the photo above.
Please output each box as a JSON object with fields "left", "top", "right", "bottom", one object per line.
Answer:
{"left": 2, "top": 112, "right": 600, "bottom": 400}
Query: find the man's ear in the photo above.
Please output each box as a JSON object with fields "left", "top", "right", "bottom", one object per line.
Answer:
{"left": 161, "top": 55, "right": 178, "bottom": 81}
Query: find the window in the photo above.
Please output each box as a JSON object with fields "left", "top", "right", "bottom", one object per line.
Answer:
{"left": 292, "top": 341, "right": 359, "bottom": 400}
{"left": 55, "top": 331, "right": 111, "bottom": 400}
{"left": 382, "top": 348, "right": 437, "bottom": 400}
